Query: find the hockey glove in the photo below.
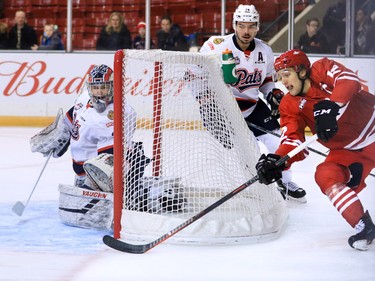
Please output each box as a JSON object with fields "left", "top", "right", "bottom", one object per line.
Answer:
{"left": 256, "top": 154, "right": 285, "bottom": 185}
{"left": 313, "top": 100, "right": 340, "bottom": 142}
{"left": 266, "top": 88, "right": 284, "bottom": 119}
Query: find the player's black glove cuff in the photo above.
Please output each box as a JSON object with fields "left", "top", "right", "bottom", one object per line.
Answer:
{"left": 266, "top": 88, "right": 284, "bottom": 119}
{"left": 256, "top": 154, "right": 285, "bottom": 185}
{"left": 313, "top": 100, "right": 340, "bottom": 142}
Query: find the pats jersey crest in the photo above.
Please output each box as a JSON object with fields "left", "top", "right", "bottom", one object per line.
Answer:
{"left": 107, "top": 110, "right": 114, "bottom": 120}
{"left": 71, "top": 119, "right": 81, "bottom": 140}
{"left": 213, "top": 38, "right": 224, "bottom": 44}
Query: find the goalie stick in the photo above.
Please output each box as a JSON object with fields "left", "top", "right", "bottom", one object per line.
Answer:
{"left": 246, "top": 121, "right": 375, "bottom": 178}
{"left": 12, "top": 151, "right": 52, "bottom": 216}
{"left": 102, "top": 135, "right": 318, "bottom": 254}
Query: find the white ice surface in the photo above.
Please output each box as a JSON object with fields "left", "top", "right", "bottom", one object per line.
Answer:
{"left": 0, "top": 127, "right": 374, "bottom": 281}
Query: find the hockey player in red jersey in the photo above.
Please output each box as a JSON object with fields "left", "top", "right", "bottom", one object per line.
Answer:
{"left": 255, "top": 49, "right": 375, "bottom": 250}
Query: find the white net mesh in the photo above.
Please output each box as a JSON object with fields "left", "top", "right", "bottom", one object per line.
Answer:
{"left": 116, "top": 49, "right": 287, "bottom": 244}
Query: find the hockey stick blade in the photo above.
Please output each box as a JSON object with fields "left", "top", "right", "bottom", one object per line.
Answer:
{"left": 103, "top": 235, "right": 150, "bottom": 254}
{"left": 12, "top": 201, "right": 25, "bottom": 216}
{"left": 104, "top": 135, "right": 318, "bottom": 254}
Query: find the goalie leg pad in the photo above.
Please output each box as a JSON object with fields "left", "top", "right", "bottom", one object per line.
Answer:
{"left": 30, "top": 108, "right": 71, "bottom": 158}
{"left": 83, "top": 153, "right": 114, "bottom": 192}
{"left": 58, "top": 184, "right": 113, "bottom": 230}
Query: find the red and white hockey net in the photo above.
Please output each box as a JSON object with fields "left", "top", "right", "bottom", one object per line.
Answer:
{"left": 113, "top": 49, "right": 287, "bottom": 245}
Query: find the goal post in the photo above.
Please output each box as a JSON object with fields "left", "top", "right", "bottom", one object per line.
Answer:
{"left": 113, "top": 49, "right": 287, "bottom": 244}
{"left": 113, "top": 50, "right": 125, "bottom": 238}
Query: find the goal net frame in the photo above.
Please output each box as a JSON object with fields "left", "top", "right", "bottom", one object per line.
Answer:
{"left": 112, "top": 49, "right": 287, "bottom": 244}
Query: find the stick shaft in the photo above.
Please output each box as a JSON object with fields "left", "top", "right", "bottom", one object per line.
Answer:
{"left": 13, "top": 151, "right": 52, "bottom": 216}
{"left": 26, "top": 152, "right": 52, "bottom": 204}
{"left": 246, "top": 121, "right": 328, "bottom": 157}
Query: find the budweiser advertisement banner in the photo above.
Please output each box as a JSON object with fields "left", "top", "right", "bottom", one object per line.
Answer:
{"left": 0, "top": 53, "right": 373, "bottom": 119}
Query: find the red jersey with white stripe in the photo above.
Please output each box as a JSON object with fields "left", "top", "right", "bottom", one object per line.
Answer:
{"left": 276, "top": 57, "right": 375, "bottom": 165}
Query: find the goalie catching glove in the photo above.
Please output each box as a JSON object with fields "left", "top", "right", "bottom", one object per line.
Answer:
{"left": 266, "top": 88, "right": 284, "bottom": 119}
{"left": 256, "top": 153, "right": 285, "bottom": 185}
{"left": 30, "top": 108, "right": 71, "bottom": 158}
{"left": 313, "top": 100, "right": 340, "bottom": 142}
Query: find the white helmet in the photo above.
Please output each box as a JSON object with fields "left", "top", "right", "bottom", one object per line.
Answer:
{"left": 232, "top": 4, "right": 260, "bottom": 31}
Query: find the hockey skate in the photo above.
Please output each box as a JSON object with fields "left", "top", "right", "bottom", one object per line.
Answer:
{"left": 348, "top": 210, "right": 375, "bottom": 251}
{"left": 276, "top": 180, "right": 307, "bottom": 203}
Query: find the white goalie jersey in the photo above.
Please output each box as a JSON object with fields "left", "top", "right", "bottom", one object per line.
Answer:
{"left": 64, "top": 90, "right": 137, "bottom": 176}
{"left": 200, "top": 34, "right": 276, "bottom": 118}
{"left": 59, "top": 90, "right": 137, "bottom": 230}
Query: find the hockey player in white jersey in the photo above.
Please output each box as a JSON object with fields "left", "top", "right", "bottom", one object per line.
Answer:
{"left": 30, "top": 64, "right": 142, "bottom": 227}
{"left": 64, "top": 64, "right": 138, "bottom": 190}
{"left": 30, "top": 64, "right": 184, "bottom": 229}
{"left": 200, "top": 4, "right": 306, "bottom": 202}
{"left": 30, "top": 64, "right": 129, "bottom": 190}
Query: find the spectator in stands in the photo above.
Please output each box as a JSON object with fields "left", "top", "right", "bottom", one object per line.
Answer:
{"left": 96, "top": 12, "right": 132, "bottom": 51}
{"left": 354, "top": 8, "right": 375, "bottom": 55}
{"left": 156, "top": 15, "right": 189, "bottom": 51}
{"left": 31, "top": 23, "right": 64, "bottom": 51}
{"left": 320, "top": 0, "right": 346, "bottom": 54}
{"left": 133, "top": 21, "right": 155, "bottom": 49}
{"left": 296, "top": 18, "right": 329, "bottom": 54}
{"left": 7, "top": 10, "right": 37, "bottom": 50}
{"left": 0, "top": 22, "right": 8, "bottom": 49}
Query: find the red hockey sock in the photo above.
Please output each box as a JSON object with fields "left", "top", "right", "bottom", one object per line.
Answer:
{"left": 326, "top": 183, "right": 365, "bottom": 227}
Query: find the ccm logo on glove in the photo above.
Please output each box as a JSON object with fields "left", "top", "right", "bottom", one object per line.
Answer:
{"left": 313, "top": 100, "right": 340, "bottom": 142}
{"left": 313, "top": 108, "right": 335, "bottom": 116}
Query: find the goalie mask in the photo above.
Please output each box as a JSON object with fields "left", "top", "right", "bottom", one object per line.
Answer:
{"left": 86, "top": 64, "right": 114, "bottom": 113}
{"left": 232, "top": 4, "right": 260, "bottom": 31}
